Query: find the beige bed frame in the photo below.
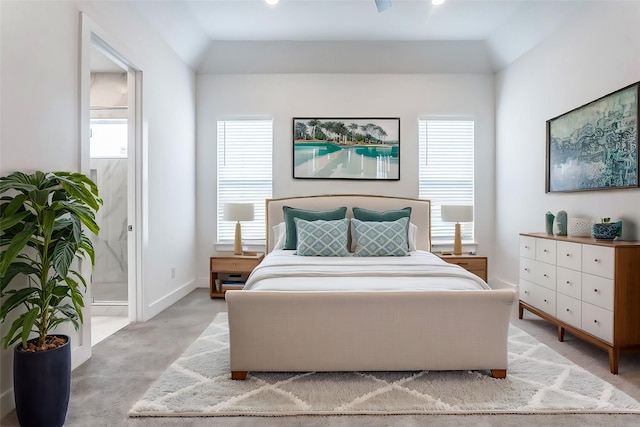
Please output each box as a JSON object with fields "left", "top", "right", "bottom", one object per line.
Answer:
{"left": 226, "top": 195, "right": 515, "bottom": 379}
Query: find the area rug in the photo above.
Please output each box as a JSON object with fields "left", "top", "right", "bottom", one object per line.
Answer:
{"left": 129, "top": 312, "right": 640, "bottom": 417}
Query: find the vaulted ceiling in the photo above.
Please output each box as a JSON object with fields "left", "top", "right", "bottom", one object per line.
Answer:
{"left": 130, "top": 0, "right": 593, "bottom": 73}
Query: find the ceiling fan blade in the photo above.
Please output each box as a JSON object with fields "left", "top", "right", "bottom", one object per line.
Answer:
{"left": 375, "top": 0, "right": 392, "bottom": 12}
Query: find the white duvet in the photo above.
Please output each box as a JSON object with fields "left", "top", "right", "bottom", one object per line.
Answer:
{"left": 243, "top": 250, "right": 490, "bottom": 291}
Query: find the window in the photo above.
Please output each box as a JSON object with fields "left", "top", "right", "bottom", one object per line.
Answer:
{"left": 418, "top": 119, "right": 474, "bottom": 243}
{"left": 217, "top": 119, "right": 273, "bottom": 242}
{"left": 90, "top": 119, "right": 127, "bottom": 158}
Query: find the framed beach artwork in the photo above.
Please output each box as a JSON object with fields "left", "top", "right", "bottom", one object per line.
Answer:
{"left": 546, "top": 82, "right": 639, "bottom": 193}
{"left": 293, "top": 117, "right": 400, "bottom": 180}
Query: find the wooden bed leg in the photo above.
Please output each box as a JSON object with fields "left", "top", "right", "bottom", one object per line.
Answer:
{"left": 558, "top": 325, "right": 565, "bottom": 342}
{"left": 231, "top": 371, "right": 248, "bottom": 380}
{"left": 518, "top": 303, "right": 524, "bottom": 319}
{"left": 491, "top": 369, "right": 507, "bottom": 379}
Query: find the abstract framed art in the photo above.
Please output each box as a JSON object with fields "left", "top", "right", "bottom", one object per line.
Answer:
{"left": 293, "top": 117, "right": 400, "bottom": 180}
{"left": 546, "top": 82, "right": 639, "bottom": 193}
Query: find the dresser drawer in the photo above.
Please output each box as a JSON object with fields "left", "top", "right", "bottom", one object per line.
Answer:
{"left": 520, "top": 280, "right": 556, "bottom": 317}
{"left": 582, "top": 245, "right": 614, "bottom": 279}
{"left": 556, "top": 241, "right": 582, "bottom": 271}
{"left": 520, "top": 236, "right": 536, "bottom": 259}
{"left": 582, "top": 302, "right": 613, "bottom": 344}
{"left": 536, "top": 238, "right": 556, "bottom": 264}
{"left": 556, "top": 267, "right": 582, "bottom": 299}
{"left": 534, "top": 261, "right": 556, "bottom": 291}
{"left": 581, "top": 273, "right": 614, "bottom": 311}
{"left": 211, "top": 257, "right": 260, "bottom": 273}
{"left": 557, "top": 293, "right": 581, "bottom": 329}
{"left": 519, "top": 257, "right": 536, "bottom": 283}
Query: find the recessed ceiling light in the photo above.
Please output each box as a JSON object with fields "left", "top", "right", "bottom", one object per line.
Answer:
{"left": 432, "top": 0, "right": 446, "bottom": 5}
{"left": 265, "top": 0, "right": 279, "bottom": 5}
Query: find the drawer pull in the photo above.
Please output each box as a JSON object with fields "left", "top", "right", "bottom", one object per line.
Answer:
{"left": 543, "top": 299, "right": 548, "bottom": 303}
{"left": 543, "top": 249, "right": 548, "bottom": 253}
{"left": 524, "top": 245, "right": 529, "bottom": 249}
{"left": 594, "top": 289, "right": 598, "bottom": 293}
{"left": 594, "top": 259, "right": 599, "bottom": 263}
{"left": 566, "top": 253, "right": 570, "bottom": 257}
{"left": 543, "top": 274, "right": 548, "bottom": 277}
{"left": 594, "top": 320, "right": 599, "bottom": 324}
{"left": 524, "top": 290, "right": 529, "bottom": 294}
{"left": 566, "top": 281, "right": 571, "bottom": 285}
{"left": 458, "top": 262, "right": 468, "bottom": 266}
{"left": 566, "top": 308, "right": 570, "bottom": 312}
{"left": 524, "top": 268, "right": 529, "bottom": 272}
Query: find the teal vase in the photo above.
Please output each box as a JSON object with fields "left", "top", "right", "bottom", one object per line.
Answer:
{"left": 555, "top": 210, "right": 567, "bottom": 236}
{"left": 545, "top": 212, "right": 555, "bottom": 235}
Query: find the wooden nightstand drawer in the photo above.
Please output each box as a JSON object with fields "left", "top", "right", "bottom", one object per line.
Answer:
{"left": 438, "top": 255, "right": 487, "bottom": 282}
{"left": 211, "top": 257, "right": 260, "bottom": 273}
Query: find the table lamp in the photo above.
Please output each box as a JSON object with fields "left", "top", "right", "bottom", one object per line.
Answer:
{"left": 223, "top": 203, "right": 254, "bottom": 255}
{"left": 440, "top": 205, "right": 473, "bottom": 255}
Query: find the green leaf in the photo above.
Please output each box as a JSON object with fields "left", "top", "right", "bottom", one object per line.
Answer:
{"left": 1, "top": 193, "right": 28, "bottom": 217}
{"left": 0, "top": 261, "right": 39, "bottom": 292}
{"left": 0, "top": 287, "right": 39, "bottom": 319}
{"left": 78, "top": 235, "right": 95, "bottom": 265}
{"left": 0, "top": 210, "right": 31, "bottom": 232}
{"left": 0, "top": 225, "right": 37, "bottom": 277}
{"left": 53, "top": 239, "right": 75, "bottom": 278}
{"left": 21, "top": 308, "right": 40, "bottom": 349}
{"left": 4, "top": 316, "right": 28, "bottom": 349}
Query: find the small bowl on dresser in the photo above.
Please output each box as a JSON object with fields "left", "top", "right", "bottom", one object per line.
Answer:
{"left": 591, "top": 221, "right": 622, "bottom": 240}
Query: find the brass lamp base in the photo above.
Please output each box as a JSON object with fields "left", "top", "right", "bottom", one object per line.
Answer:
{"left": 453, "top": 222, "right": 462, "bottom": 255}
{"left": 234, "top": 221, "right": 243, "bottom": 255}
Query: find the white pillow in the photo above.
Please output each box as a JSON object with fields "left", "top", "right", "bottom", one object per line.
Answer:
{"left": 350, "top": 221, "right": 418, "bottom": 251}
{"left": 408, "top": 222, "right": 417, "bottom": 251}
{"left": 272, "top": 222, "right": 286, "bottom": 250}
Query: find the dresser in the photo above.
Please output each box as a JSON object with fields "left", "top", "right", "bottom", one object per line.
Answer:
{"left": 518, "top": 232, "right": 640, "bottom": 374}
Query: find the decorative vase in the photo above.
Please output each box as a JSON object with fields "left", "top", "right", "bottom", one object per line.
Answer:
{"left": 591, "top": 221, "right": 622, "bottom": 240}
{"left": 568, "top": 217, "right": 594, "bottom": 237}
{"left": 13, "top": 335, "right": 71, "bottom": 427}
{"left": 545, "top": 212, "right": 555, "bottom": 235}
{"left": 555, "top": 210, "right": 567, "bottom": 236}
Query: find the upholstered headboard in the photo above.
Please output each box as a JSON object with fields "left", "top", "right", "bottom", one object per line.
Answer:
{"left": 265, "top": 194, "right": 431, "bottom": 253}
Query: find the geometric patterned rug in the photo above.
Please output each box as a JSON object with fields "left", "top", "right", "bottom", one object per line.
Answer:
{"left": 129, "top": 313, "right": 640, "bottom": 417}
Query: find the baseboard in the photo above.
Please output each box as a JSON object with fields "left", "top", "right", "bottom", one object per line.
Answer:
{"left": 489, "top": 277, "right": 517, "bottom": 290}
{"left": 0, "top": 387, "right": 15, "bottom": 420}
{"left": 196, "top": 276, "right": 209, "bottom": 288}
{"left": 144, "top": 279, "right": 197, "bottom": 322}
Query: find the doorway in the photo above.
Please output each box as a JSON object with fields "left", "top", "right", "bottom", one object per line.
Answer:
{"left": 89, "top": 53, "right": 130, "bottom": 343}
{"left": 80, "top": 14, "right": 143, "bottom": 354}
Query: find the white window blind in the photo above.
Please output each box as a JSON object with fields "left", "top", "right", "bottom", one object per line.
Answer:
{"left": 418, "top": 119, "right": 474, "bottom": 243}
{"left": 217, "top": 119, "right": 273, "bottom": 242}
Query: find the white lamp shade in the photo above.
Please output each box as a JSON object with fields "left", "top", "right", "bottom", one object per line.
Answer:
{"left": 223, "top": 203, "right": 254, "bottom": 222}
{"left": 441, "top": 205, "right": 473, "bottom": 223}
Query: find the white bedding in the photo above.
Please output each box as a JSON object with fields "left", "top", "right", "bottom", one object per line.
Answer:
{"left": 243, "top": 250, "right": 490, "bottom": 292}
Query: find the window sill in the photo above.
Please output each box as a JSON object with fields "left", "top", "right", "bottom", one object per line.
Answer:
{"left": 215, "top": 241, "right": 266, "bottom": 253}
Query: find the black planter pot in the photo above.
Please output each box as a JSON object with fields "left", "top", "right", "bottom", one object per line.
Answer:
{"left": 13, "top": 335, "right": 71, "bottom": 427}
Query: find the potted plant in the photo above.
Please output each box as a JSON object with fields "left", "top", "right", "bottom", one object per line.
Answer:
{"left": 0, "top": 171, "right": 101, "bottom": 427}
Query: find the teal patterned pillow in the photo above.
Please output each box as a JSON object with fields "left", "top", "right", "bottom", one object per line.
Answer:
{"left": 295, "top": 218, "right": 350, "bottom": 257}
{"left": 352, "top": 217, "right": 409, "bottom": 257}
{"left": 283, "top": 206, "right": 348, "bottom": 250}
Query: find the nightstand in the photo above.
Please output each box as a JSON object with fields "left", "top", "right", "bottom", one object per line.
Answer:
{"left": 438, "top": 254, "right": 487, "bottom": 281}
{"left": 209, "top": 253, "right": 264, "bottom": 298}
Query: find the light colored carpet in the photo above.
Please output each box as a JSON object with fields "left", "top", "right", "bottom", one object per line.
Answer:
{"left": 129, "top": 312, "right": 640, "bottom": 417}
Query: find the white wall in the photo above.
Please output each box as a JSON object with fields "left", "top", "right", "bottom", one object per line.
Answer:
{"left": 494, "top": 2, "right": 640, "bottom": 287}
{"left": 0, "top": 0, "right": 197, "bottom": 417}
{"left": 196, "top": 73, "right": 496, "bottom": 283}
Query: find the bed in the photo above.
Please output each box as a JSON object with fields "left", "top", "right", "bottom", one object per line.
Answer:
{"left": 226, "top": 195, "right": 516, "bottom": 380}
